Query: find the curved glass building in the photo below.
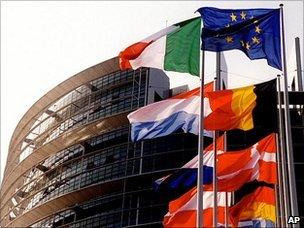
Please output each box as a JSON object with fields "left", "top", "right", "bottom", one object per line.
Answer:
{"left": 0, "top": 57, "right": 203, "bottom": 227}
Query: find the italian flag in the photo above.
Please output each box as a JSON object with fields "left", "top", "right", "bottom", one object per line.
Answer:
{"left": 119, "top": 17, "right": 201, "bottom": 76}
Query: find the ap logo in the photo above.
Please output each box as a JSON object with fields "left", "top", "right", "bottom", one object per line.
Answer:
{"left": 287, "top": 216, "right": 300, "bottom": 224}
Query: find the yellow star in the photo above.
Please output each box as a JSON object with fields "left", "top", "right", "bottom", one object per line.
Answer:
{"left": 240, "top": 11, "right": 246, "bottom": 20}
{"left": 246, "top": 42, "right": 251, "bottom": 50}
{"left": 225, "top": 36, "right": 233, "bottom": 43}
{"left": 252, "top": 36, "right": 260, "bottom": 44}
{"left": 255, "top": 25, "right": 262, "bottom": 34}
{"left": 225, "top": 24, "right": 230, "bottom": 28}
{"left": 240, "top": 40, "right": 245, "bottom": 47}
{"left": 230, "top": 13, "right": 237, "bottom": 22}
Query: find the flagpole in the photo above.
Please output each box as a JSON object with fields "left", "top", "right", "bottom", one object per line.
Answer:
{"left": 212, "top": 94, "right": 218, "bottom": 228}
{"left": 275, "top": 134, "right": 285, "bottom": 227}
{"left": 219, "top": 53, "right": 229, "bottom": 228}
{"left": 295, "top": 37, "right": 303, "bottom": 91}
{"left": 274, "top": 131, "right": 284, "bottom": 227}
{"left": 279, "top": 4, "right": 299, "bottom": 221}
{"left": 277, "top": 74, "right": 289, "bottom": 227}
{"left": 212, "top": 51, "right": 221, "bottom": 227}
{"left": 197, "top": 49, "right": 205, "bottom": 228}
{"left": 223, "top": 132, "right": 229, "bottom": 228}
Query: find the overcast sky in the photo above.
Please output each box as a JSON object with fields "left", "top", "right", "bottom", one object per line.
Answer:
{"left": 1, "top": 1, "right": 303, "bottom": 182}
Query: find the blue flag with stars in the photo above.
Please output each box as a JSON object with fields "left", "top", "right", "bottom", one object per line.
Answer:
{"left": 197, "top": 7, "right": 282, "bottom": 70}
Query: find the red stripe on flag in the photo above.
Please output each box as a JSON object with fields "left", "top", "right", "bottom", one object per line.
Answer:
{"left": 170, "top": 81, "right": 214, "bottom": 99}
{"left": 204, "top": 168, "right": 255, "bottom": 192}
{"left": 217, "top": 148, "right": 252, "bottom": 174}
{"left": 204, "top": 89, "right": 236, "bottom": 130}
{"left": 256, "top": 133, "right": 276, "bottom": 153}
{"left": 168, "top": 187, "right": 196, "bottom": 213}
{"left": 119, "top": 41, "right": 152, "bottom": 69}
{"left": 163, "top": 207, "right": 227, "bottom": 227}
{"left": 258, "top": 160, "right": 277, "bottom": 184}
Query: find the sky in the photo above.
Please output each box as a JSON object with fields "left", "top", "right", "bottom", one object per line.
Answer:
{"left": 1, "top": 1, "right": 303, "bottom": 182}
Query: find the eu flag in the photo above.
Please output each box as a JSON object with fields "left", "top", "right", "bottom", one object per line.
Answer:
{"left": 197, "top": 7, "right": 282, "bottom": 70}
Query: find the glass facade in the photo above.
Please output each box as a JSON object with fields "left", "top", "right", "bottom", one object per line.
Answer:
{"left": 3, "top": 66, "right": 196, "bottom": 227}
{"left": 15, "top": 129, "right": 200, "bottom": 227}
{"left": 2, "top": 67, "right": 153, "bottom": 226}
{"left": 30, "top": 130, "right": 200, "bottom": 228}
{"left": 19, "top": 69, "right": 146, "bottom": 162}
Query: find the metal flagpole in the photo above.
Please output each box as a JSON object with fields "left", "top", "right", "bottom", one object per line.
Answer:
{"left": 295, "top": 37, "right": 303, "bottom": 92}
{"left": 223, "top": 132, "right": 229, "bottom": 228}
{"left": 212, "top": 130, "right": 218, "bottom": 227}
{"left": 274, "top": 131, "right": 284, "bottom": 227}
{"left": 197, "top": 49, "right": 205, "bottom": 228}
{"left": 212, "top": 51, "right": 221, "bottom": 227}
{"left": 274, "top": 165, "right": 281, "bottom": 227}
{"left": 279, "top": 4, "right": 299, "bottom": 221}
{"left": 277, "top": 74, "right": 290, "bottom": 227}
{"left": 217, "top": 52, "right": 229, "bottom": 228}
{"left": 212, "top": 87, "right": 218, "bottom": 228}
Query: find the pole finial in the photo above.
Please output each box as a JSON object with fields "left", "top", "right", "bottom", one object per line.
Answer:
{"left": 279, "top": 3, "right": 284, "bottom": 7}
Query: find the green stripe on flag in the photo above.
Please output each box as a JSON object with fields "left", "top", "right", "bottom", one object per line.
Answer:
{"left": 164, "top": 17, "right": 201, "bottom": 76}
